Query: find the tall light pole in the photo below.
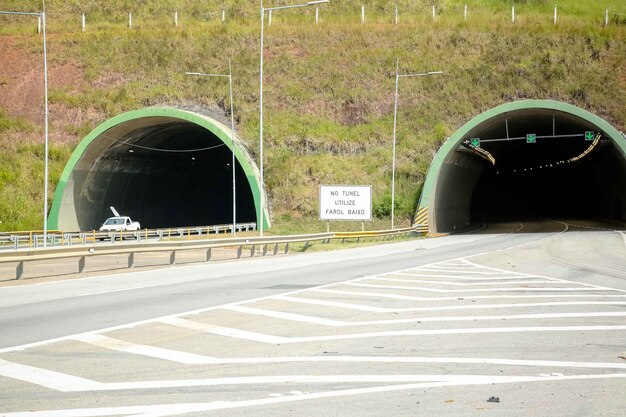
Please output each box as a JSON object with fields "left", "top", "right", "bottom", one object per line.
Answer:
{"left": 259, "top": 0, "right": 329, "bottom": 237}
{"left": 186, "top": 59, "right": 238, "bottom": 236}
{"left": 0, "top": 5, "right": 49, "bottom": 247}
{"left": 391, "top": 59, "right": 442, "bottom": 229}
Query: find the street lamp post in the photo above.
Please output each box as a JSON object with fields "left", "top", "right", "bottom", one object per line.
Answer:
{"left": 259, "top": 0, "right": 329, "bottom": 237}
{"left": 186, "top": 59, "right": 238, "bottom": 236}
{"left": 0, "top": 6, "right": 49, "bottom": 247}
{"left": 391, "top": 59, "right": 442, "bottom": 229}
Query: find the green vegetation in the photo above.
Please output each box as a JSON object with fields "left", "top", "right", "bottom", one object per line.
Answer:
{"left": 0, "top": 1, "right": 624, "bottom": 232}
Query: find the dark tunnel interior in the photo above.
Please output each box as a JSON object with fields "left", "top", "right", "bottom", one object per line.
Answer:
{"left": 75, "top": 121, "right": 257, "bottom": 230}
{"left": 468, "top": 112, "right": 626, "bottom": 223}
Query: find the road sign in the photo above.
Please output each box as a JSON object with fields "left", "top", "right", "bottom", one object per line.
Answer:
{"left": 470, "top": 138, "right": 480, "bottom": 147}
{"left": 585, "top": 131, "right": 595, "bottom": 141}
{"left": 526, "top": 133, "right": 536, "bottom": 144}
{"left": 320, "top": 185, "right": 372, "bottom": 221}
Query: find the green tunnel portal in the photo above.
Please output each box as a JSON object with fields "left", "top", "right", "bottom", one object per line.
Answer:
{"left": 49, "top": 107, "right": 268, "bottom": 232}
{"left": 417, "top": 100, "right": 626, "bottom": 233}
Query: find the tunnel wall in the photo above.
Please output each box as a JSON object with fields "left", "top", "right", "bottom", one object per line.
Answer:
{"left": 416, "top": 100, "right": 626, "bottom": 233}
{"left": 48, "top": 106, "right": 269, "bottom": 232}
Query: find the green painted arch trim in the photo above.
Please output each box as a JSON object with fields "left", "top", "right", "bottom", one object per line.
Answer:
{"left": 416, "top": 99, "right": 626, "bottom": 223}
{"left": 48, "top": 106, "right": 268, "bottom": 230}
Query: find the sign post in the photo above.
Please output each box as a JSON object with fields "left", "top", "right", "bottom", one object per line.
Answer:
{"left": 320, "top": 185, "right": 372, "bottom": 225}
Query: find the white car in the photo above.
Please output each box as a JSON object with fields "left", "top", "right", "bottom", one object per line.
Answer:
{"left": 99, "top": 216, "right": 140, "bottom": 232}
{"left": 99, "top": 207, "right": 141, "bottom": 233}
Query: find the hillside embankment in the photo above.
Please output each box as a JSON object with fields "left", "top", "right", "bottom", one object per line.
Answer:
{"left": 0, "top": 1, "right": 624, "bottom": 232}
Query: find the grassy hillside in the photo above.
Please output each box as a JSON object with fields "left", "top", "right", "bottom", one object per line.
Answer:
{"left": 0, "top": 0, "right": 625, "bottom": 232}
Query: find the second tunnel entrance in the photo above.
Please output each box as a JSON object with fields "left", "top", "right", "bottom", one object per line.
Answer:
{"left": 417, "top": 100, "right": 626, "bottom": 233}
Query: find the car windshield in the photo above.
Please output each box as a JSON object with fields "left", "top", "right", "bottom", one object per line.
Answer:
{"left": 104, "top": 217, "right": 125, "bottom": 225}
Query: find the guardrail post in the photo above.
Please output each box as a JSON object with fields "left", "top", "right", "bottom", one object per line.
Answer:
{"left": 16, "top": 261, "right": 24, "bottom": 280}
{"left": 169, "top": 250, "right": 176, "bottom": 265}
{"left": 206, "top": 248, "right": 212, "bottom": 261}
{"left": 262, "top": 244, "right": 268, "bottom": 256}
{"left": 237, "top": 246, "right": 243, "bottom": 258}
{"left": 128, "top": 252, "right": 135, "bottom": 268}
{"left": 78, "top": 256, "right": 86, "bottom": 273}
{"left": 284, "top": 242, "right": 289, "bottom": 254}
{"left": 82, "top": 233, "right": 87, "bottom": 245}
{"left": 250, "top": 245, "right": 256, "bottom": 257}
{"left": 273, "top": 243, "right": 279, "bottom": 255}
{"left": 14, "top": 236, "right": 19, "bottom": 250}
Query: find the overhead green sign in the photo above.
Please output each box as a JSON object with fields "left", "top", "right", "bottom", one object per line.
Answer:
{"left": 585, "top": 131, "right": 595, "bottom": 141}
{"left": 470, "top": 137, "right": 480, "bottom": 147}
{"left": 526, "top": 133, "right": 536, "bottom": 144}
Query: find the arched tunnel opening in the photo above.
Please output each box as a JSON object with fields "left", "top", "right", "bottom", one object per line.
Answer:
{"left": 418, "top": 101, "right": 626, "bottom": 233}
{"left": 49, "top": 107, "right": 266, "bottom": 232}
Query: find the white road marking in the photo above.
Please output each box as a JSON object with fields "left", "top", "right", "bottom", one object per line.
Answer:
{"left": 3, "top": 373, "right": 626, "bottom": 416}
{"left": 72, "top": 334, "right": 221, "bottom": 364}
{"left": 52, "top": 334, "right": 626, "bottom": 370}
{"left": 275, "top": 295, "right": 626, "bottom": 313}
{"left": 370, "top": 277, "right": 555, "bottom": 286}
{"left": 224, "top": 305, "right": 626, "bottom": 326}
{"left": 275, "top": 295, "right": 391, "bottom": 312}
{"left": 155, "top": 318, "right": 626, "bottom": 344}
{"left": 315, "top": 288, "right": 626, "bottom": 301}
{"left": 346, "top": 282, "right": 612, "bottom": 293}
{"left": 619, "top": 231, "right": 626, "bottom": 247}
{"left": 389, "top": 272, "right": 527, "bottom": 279}
{"left": 314, "top": 288, "right": 626, "bottom": 301}
{"left": 461, "top": 259, "right": 626, "bottom": 292}
{"left": 0, "top": 359, "right": 104, "bottom": 392}
{"left": 158, "top": 317, "right": 291, "bottom": 344}
{"left": 3, "top": 353, "right": 626, "bottom": 394}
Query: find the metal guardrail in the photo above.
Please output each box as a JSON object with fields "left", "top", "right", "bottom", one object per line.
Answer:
{"left": 0, "top": 225, "right": 427, "bottom": 281}
{"left": 0, "top": 223, "right": 257, "bottom": 251}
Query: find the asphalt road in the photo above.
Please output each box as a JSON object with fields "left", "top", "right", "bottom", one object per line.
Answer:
{"left": 1, "top": 219, "right": 625, "bottom": 416}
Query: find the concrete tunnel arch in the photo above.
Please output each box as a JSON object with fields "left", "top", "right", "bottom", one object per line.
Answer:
{"left": 48, "top": 106, "right": 269, "bottom": 232}
{"left": 415, "top": 100, "right": 626, "bottom": 234}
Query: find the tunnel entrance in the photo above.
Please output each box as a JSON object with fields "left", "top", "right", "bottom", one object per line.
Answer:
{"left": 49, "top": 107, "right": 268, "bottom": 232}
{"left": 417, "top": 100, "right": 626, "bottom": 233}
